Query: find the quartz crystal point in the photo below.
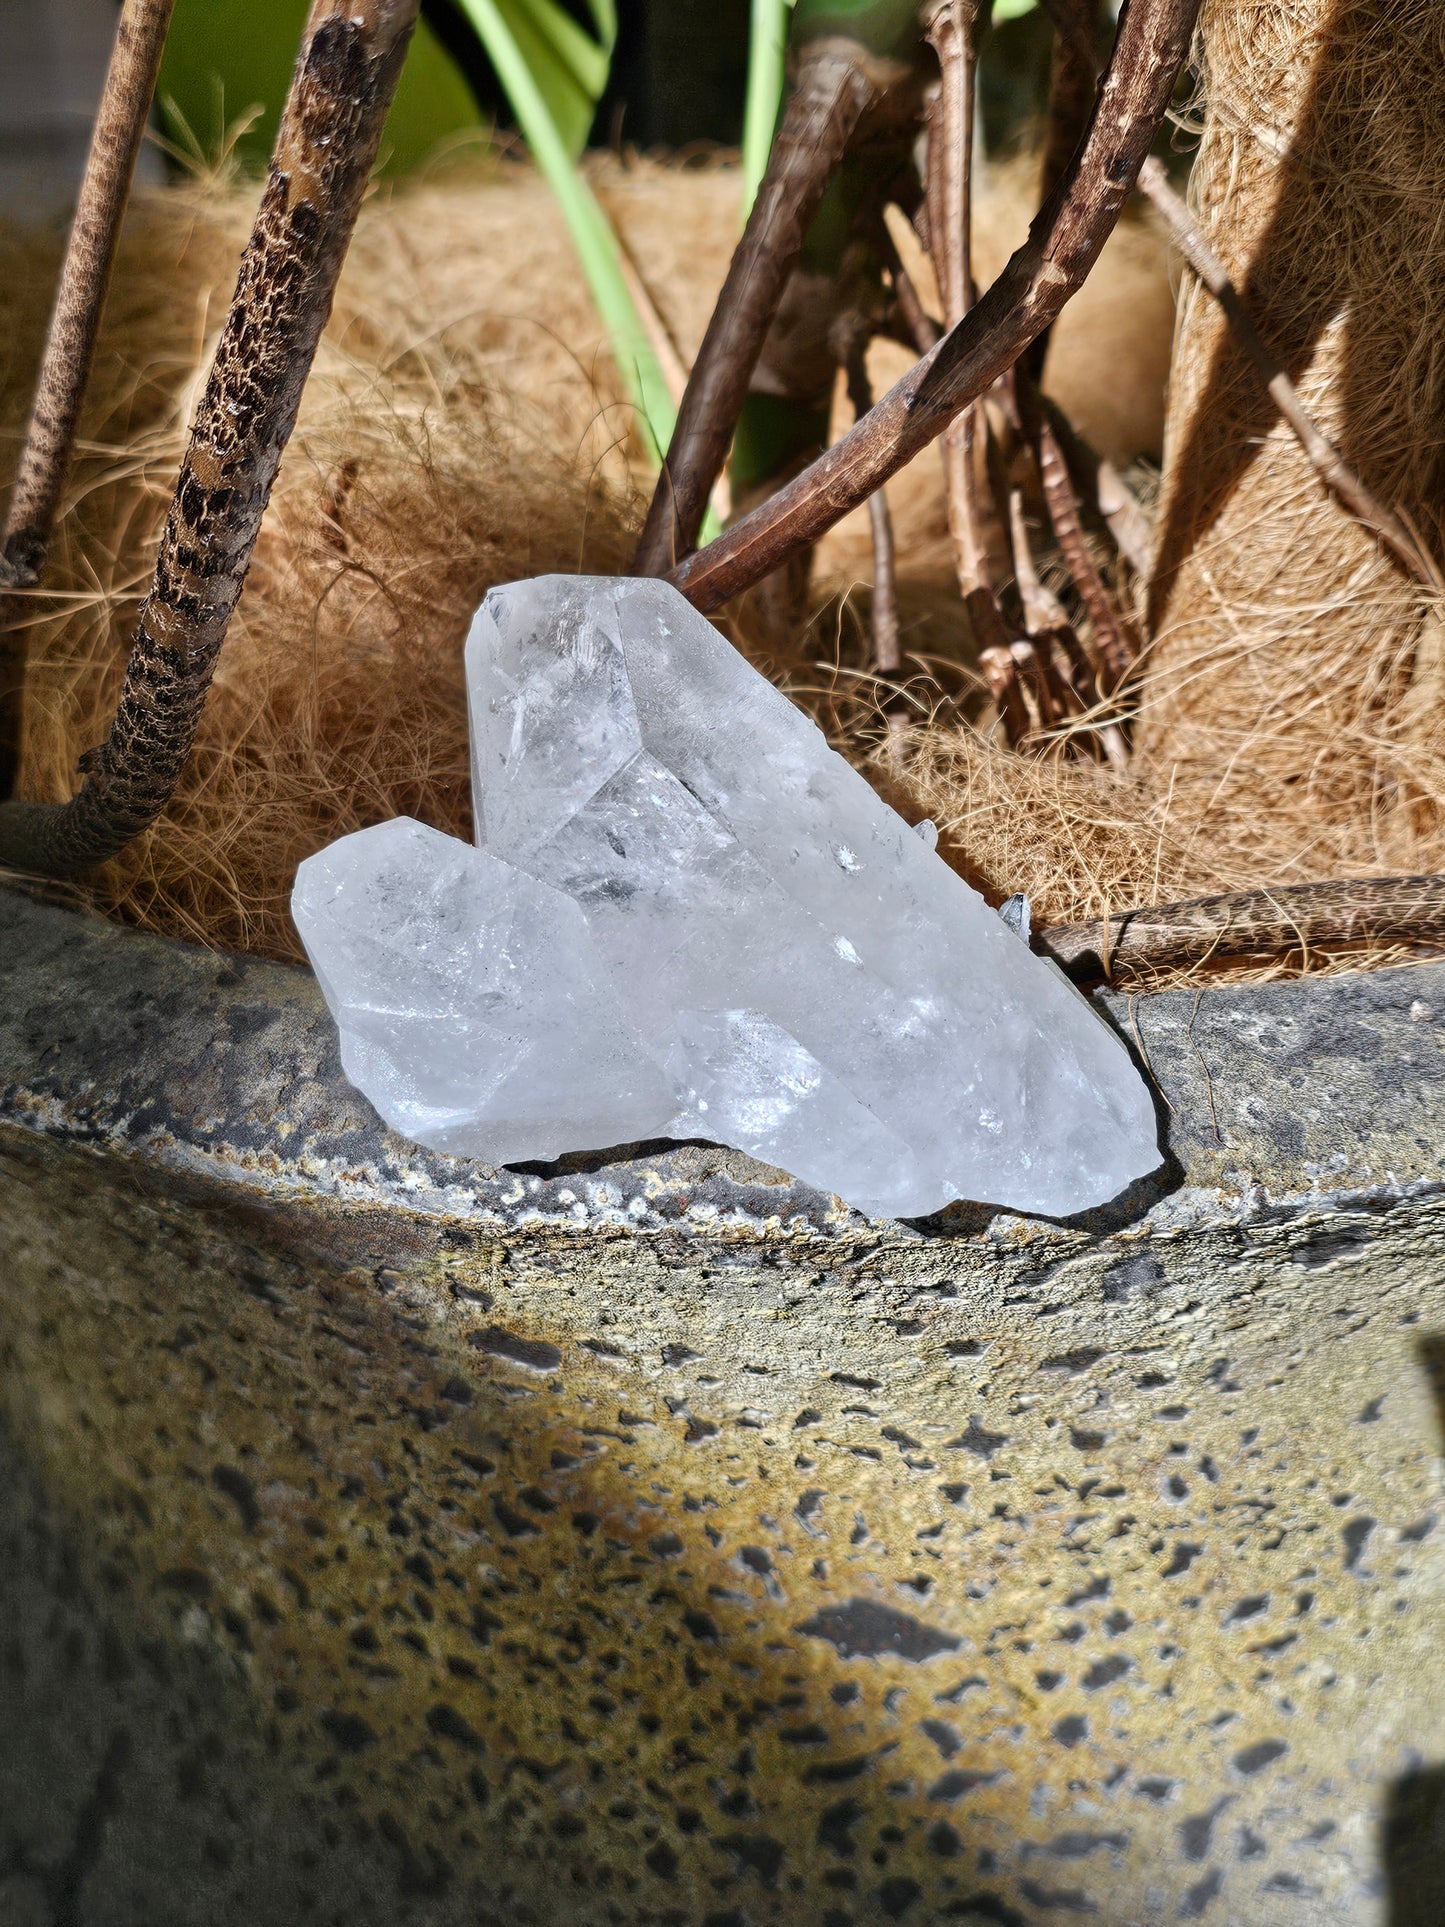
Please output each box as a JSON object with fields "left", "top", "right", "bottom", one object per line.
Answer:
{"left": 293, "top": 576, "right": 1159, "bottom": 1218}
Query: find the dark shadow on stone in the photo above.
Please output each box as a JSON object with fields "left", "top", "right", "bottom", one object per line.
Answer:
{"left": 1413, "top": 1337, "right": 1445, "bottom": 1450}
{"left": 507, "top": 1136, "right": 718, "bottom": 1181}
{"left": 1147, "top": 0, "right": 1445, "bottom": 637}
{"left": 910, "top": 997, "right": 1186, "bottom": 1242}
{"left": 1383, "top": 1764, "right": 1445, "bottom": 1927}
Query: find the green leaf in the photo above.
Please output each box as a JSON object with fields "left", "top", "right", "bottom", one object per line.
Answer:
{"left": 455, "top": 0, "right": 676, "bottom": 468}
{"left": 991, "top": 0, "right": 1040, "bottom": 20}
{"left": 742, "top": 0, "right": 795, "bottom": 220}
{"left": 156, "top": 0, "right": 484, "bottom": 176}
{"left": 488, "top": 0, "right": 614, "bottom": 159}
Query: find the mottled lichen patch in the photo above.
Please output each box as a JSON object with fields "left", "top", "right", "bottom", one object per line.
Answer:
{"left": 3, "top": 1119, "right": 1443, "bottom": 1925}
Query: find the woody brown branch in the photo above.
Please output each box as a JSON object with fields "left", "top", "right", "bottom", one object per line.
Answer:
{"left": 0, "top": 0, "right": 422, "bottom": 878}
{"left": 925, "top": 0, "right": 1010, "bottom": 652}
{"left": 631, "top": 44, "right": 878, "bottom": 577}
{"left": 669, "top": 0, "right": 1203, "bottom": 614}
{"left": 1008, "top": 485, "right": 1130, "bottom": 767}
{"left": 0, "top": 0, "right": 178, "bottom": 800}
{"left": 1026, "top": 0, "right": 1098, "bottom": 386}
{"left": 1019, "top": 374, "right": 1139, "bottom": 686}
{"left": 1038, "top": 875, "right": 1445, "bottom": 982}
{"left": 841, "top": 341, "right": 903, "bottom": 690}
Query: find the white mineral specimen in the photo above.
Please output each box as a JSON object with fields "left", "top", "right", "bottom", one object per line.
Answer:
{"left": 292, "top": 575, "right": 1159, "bottom": 1217}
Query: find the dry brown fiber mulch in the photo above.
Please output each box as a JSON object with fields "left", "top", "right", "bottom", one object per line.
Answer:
{"left": 2, "top": 147, "right": 1442, "bottom": 981}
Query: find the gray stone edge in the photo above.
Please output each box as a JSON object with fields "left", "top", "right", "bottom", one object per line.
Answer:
{"left": 1, "top": 884, "right": 1443, "bottom": 1247}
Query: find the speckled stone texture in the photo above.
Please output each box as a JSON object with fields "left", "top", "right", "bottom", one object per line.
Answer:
{"left": 1, "top": 884, "right": 1443, "bottom": 1926}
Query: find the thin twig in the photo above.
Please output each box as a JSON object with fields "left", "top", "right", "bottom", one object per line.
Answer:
{"left": 0, "top": 0, "right": 422, "bottom": 877}
{"left": 1009, "top": 487, "right": 1073, "bottom": 648}
{"left": 1011, "top": 0, "right": 1140, "bottom": 684}
{"left": 882, "top": 241, "right": 941, "bottom": 355}
{"left": 842, "top": 342, "right": 903, "bottom": 691}
{"left": 669, "top": 0, "right": 1203, "bottom": 612}
{"left": 1135, "top": 157, "right": 1437, "bottom": 592}
{"left": 1010, "top": 638, "right": 1061, "bottom": 732}
{"left": 1043, "top": 396, "right": 1154, "bottom": 577}
{"left": 979, "top": 644, "right": 1029, "bottom": 745}
{"left": 1037, "top": 874, "right": 1445, "bottom": 982}
{"left": 925, "top": 0, "right": 1013, "bottom": 660}
{"left": 0, "top": 0, "right": 177, "bottom": 799}
{"left": 1018, "top": 374, "right": 1139, "bottom": 685}
{"left": 631, "top": 43, "right": 879, "bottom": 576}
{"left": 1026, "top": 0, "right": 1098, "bottom": 385}
{"left": 876, "top": 208, "right": 1154, "bottom": 583}
{"left": 0, "top": 0, "right": 175, "bottom": 590}
{"left": 1009, "top": 484, "right": 1130, "bottom": 766}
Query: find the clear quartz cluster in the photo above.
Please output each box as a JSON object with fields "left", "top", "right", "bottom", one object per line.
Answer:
{"left": 292, "top": 576, "right": 1159, "bottom": 1218}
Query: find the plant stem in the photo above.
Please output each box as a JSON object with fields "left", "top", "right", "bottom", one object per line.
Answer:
{"left": 1135, "top": 156, "right": 1436, "bottom": 592}
{"left": 925, "top": 3, "right": 999, "bottom": 620}
{"left": 1038, "top": 874, "right": 1445, "bottom": 982}
{"left": 842, "top": 337, "right": 905, "bottom": 759}
{"left": 979, "top": 642, "right": 1028, "bottom": 744}
{"left": 1026, "top": 0, "right": 1097, "bottom": 384}
{"left": 841, "top": 344, "right": 902, "bottom": 673}
{"left": 461, "top": 0, "right": 674, "bottom": 466}
{"left": 0, "top": 0, "right": 177, "bottom": 801}
{"left": 632, "top": 42, "right": 877, "bottom": 575}
{"left": 0, "top": 0, "right": 421, "bottom": 878}
{"left": 1009, "top": 487, "right": 1129, "bottom": 766}
{"left": 1018, "top": 374, "right": 1138, "bottom": 685}
{"left": 669, "top": 0, "right": 1203, "bottom": 612}
{"left": 1043, "top": 395, "right": 1154, "bottom": 577}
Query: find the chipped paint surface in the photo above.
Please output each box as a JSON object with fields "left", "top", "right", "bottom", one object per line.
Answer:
{"left": 1, "top": 888, "right": 1444, "bottom": 1925}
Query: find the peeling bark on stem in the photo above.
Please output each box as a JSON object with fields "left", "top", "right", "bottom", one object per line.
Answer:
{"left": 1008, "top": 485, "right": 1130, "bottom": 768}
{"left": 1047, "top": 400, "right": 1155, "bottom": 578}
{"left": 1039, "top": 874, "right": 1445, "bottom": 983}
{"left": 0, "top": 0, "right": 177, "bottom": 800}
{"left": 979, "top": 643, "right": 1029, "bottom": 746}
{"left": 669, "top": 0, "right": 1203, "bottom": 613}
{"left": 0, "top": 0, "right": 421, "bottom": 877}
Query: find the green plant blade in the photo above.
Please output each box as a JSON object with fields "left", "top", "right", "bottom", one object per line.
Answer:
{"left": 457, "top": 0, "right": 675, "bottom": 468}
{"left": 156, "top": 0, "right": 483, "bottom": 176}
{"left": 490, "top": 0, "right": 613, "bottom": 157}
{"left": 742, "top": 0, "right": 794, "bottom": 220}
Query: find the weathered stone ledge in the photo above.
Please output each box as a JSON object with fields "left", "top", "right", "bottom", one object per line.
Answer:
{"left": 2, "top": 886, "right": 1443, "bottom": 1927}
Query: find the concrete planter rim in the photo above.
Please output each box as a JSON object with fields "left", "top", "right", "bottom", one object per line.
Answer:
{"left": 0, "top": 880, "right": 1441, "bottom": 1246}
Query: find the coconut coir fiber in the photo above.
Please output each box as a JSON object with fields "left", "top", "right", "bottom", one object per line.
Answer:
{"left": 2, "top": 142, "right": 1441, "bottom": 981}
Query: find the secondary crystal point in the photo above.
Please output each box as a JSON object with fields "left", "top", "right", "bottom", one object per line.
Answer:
{"left": 293, "top": 575, "right": 1160, "bottom": 1218}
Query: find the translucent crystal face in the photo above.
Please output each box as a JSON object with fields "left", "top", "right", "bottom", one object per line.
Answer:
{"left": 292, "top": 576, "right": 1160, "bottom": 1218}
